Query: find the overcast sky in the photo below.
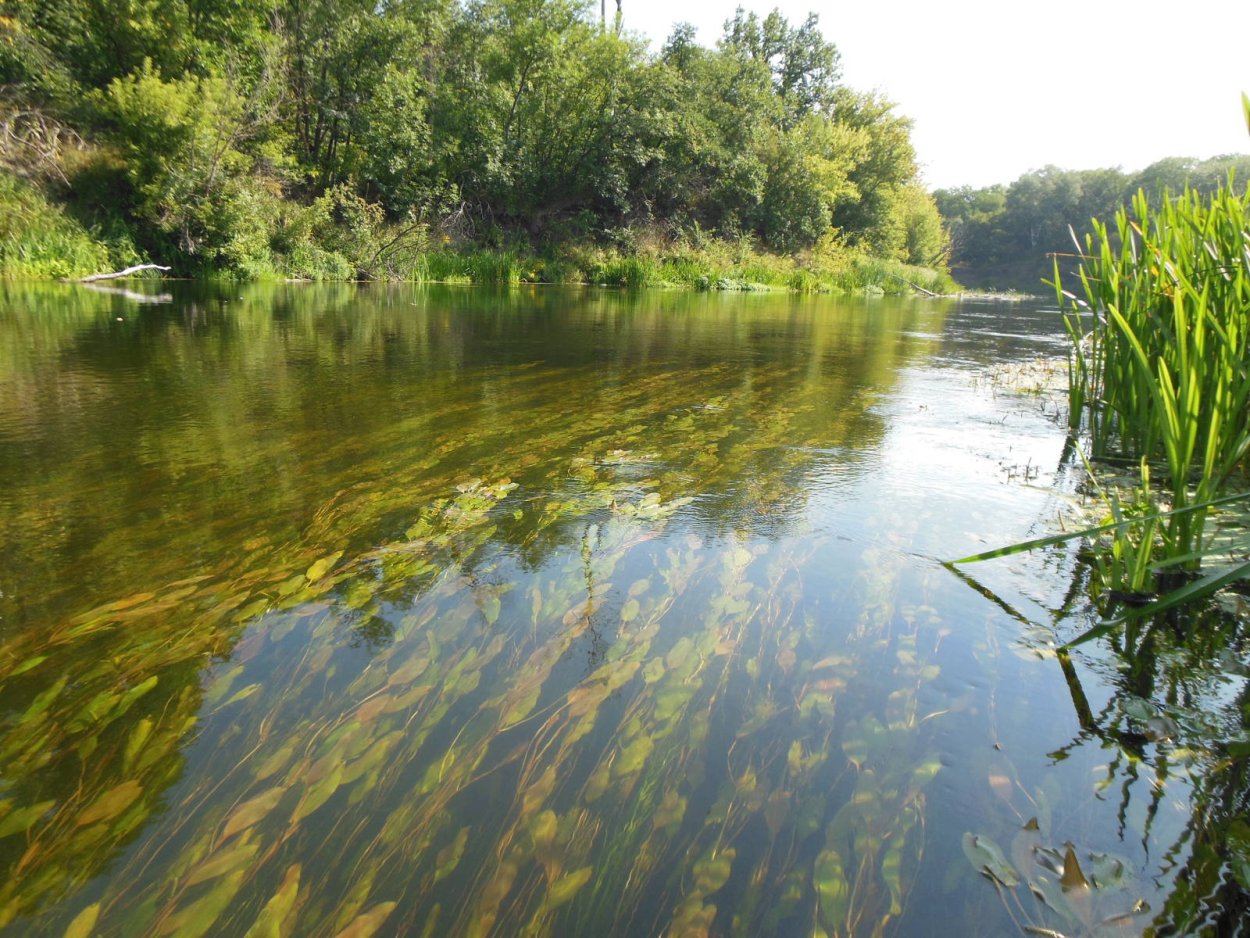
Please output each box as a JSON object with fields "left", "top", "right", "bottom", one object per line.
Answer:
{"left": 616, "top": 0, "right": 1250, "bottom": 191}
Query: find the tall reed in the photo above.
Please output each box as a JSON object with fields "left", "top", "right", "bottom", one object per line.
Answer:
{"left": 1060, "top": 182, "right": 1250, "bottom": 560}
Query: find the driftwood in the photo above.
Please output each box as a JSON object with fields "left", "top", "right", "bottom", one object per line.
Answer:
{"left": 887, "top": 272, "right": 940, "bottom": 297}
{"left": 78, "top": 264, "right": 171, "bottom": 283}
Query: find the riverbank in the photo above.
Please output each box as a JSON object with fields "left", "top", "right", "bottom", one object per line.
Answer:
{"left": 0, "top": 172, "right": 957, "bottom": 295}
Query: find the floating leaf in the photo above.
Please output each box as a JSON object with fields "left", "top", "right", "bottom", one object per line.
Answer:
{"left": 544, "top": 867, "right": 593, "bottom": 911}
{"left": 186, "top": 838, "right": 259, "bottom": 887}
{"left": 962, "top": 832, "right": 1019, "bottom": 886}
{"left": 306, "top": 551, "right": 344, "bottom": 583}
{"left": 245, "top": 863, "right": 301, "bottom": 938}
{"left": 434, "top": 827, "right": 469, "bottom": 883}
{"left": 1059, "top": 845, "right": 1089, "bottom": 891}
{"left": 813, "top": 847, "right": 848, "bottom": 927}
{"left": 0, "top": 800, "right": 55, "bottom": 839}
{"left": 158, "top": 870, "right": 245, "bottom": 938}
{"left": 693, "top": 849, "right": 734, "bottom": 893}
{"left": 614, "top": 736, "right": 654, "bottom": 777}
{"left": 220, "top": 787, "right": 285, "bottom": 841}
{"left": 10, "top": 655, "right": 48, "bottom": 678}
{"left": 221, "top": 683, "right": 261, "bottom": 708}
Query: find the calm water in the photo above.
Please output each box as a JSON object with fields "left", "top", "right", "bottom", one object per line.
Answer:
{"left": 0, "top": 283, "right": 1245, "bottom": 936}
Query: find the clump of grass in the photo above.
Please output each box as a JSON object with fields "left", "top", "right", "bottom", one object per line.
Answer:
{"left": 957, "top": 171, "right": 1250, "bottom": 638}
{"left": 589, "top": 256, "right": 661, "bottom": 288}
{"left": 1060, "top": 181, "right": 1250, "bottom": 561}
{"left": 0, "top": 174, "right": 138, "bottom": 279}
{"left": 465, "top": 249, "right": 522, "bottom": 283}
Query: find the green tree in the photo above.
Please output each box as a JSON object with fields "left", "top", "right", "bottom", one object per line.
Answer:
{"left": 720, "top": 7, "right": 840, "bottom": 128}
{"left": 829, "top": 88, "right": 919, "bottom": 252}
{"left": 101, "top": 59, "right": 278, "bottom": 269}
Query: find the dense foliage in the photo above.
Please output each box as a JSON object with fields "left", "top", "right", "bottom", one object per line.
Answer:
{"left": 0, "top": 0, "right": 948, "bottom": 281}
{"left": 935, "top": 156, "right": 1250, "bottom": 291}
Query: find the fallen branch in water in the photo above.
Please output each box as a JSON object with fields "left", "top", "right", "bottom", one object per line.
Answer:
{"left": 77, "top": 264, "right": 171, "bottom": 283}
{"left": 887, "top": 272, "right": 940, "bottom": 297}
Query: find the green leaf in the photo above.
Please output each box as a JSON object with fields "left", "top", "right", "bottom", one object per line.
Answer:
{"left": 962, "top": 832, "right": 1019, "bottom": 886}
{"left": 244, "top": 864, "right": 301, "bottom": 938}
{"left": 332, "top": 901, "right": 397, "bottom": 938}
{"left": 948, "top": 492, "right": 1250, "bottom": 565}
{"left": 306, "top": 551, "right": 344, "bottom": 583}
{"left": 76, "top": 780, "right": 143, "bottom": 827}
{"left": 544, "top": 867, "right": 593, "bottom": 910}
{"left": 0, "top": 800, "right": 56, "bottom": 839}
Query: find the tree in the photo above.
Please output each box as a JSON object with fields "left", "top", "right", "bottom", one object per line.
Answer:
{"left": 719, "top": 7, "right": 840, "bottom": 128}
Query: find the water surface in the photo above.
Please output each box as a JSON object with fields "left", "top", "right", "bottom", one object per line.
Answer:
{"left": 1, "top": 283, "right": 1244, "bottom": 936}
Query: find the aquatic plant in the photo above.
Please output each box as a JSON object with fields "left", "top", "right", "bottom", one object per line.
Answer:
{"left": 0, "top": 296, "right": 958, "bottom": 936}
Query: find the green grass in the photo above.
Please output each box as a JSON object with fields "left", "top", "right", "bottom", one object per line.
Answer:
{"left": 958, "top": 175, "right": 1250, "bottom": 636}
{"left": 1060, "top": 182, "right": 1250, "bottom": 561}
{"left": 0, "top": 173, "right": 139, "bottom": 279}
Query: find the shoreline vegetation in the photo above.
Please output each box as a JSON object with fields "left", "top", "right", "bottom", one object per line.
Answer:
{"left": 1, "top": 3, "right": 956, "bottom": 294}
{"left": 955, "top": 109, "right": 1250, "bottom": 640}
{"left": 0, "top": 172, "right": 958, "bottom": 294}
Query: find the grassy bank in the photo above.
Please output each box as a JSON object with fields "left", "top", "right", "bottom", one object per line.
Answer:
{"left": 409, "top": 240, "right": 956, "bottom": 295}
{"left": 0, "top": 175, "right": 140, "bottom": 280}
{"left": 0, "top": 171, "right": 956, "bottom": 295}
{"left": 956, "top": 174, "right": 1250, "bottom": 637}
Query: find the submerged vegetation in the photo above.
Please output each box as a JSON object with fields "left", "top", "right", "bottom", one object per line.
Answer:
{"left": 0, "top": 1, "right": 950, "bottom": 286}
{"left": 1, "top": 288, "right": 961, "bottom": 935}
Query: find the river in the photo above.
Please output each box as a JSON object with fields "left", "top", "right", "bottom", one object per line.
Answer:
{"left": 0, "top": 282, "right": 1244, "bottom": 936}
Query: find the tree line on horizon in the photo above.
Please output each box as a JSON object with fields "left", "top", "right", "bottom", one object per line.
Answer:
{"left": 935, "top": 156, "right": 1250, "bottom": 291}
{"left": 0, "top": 0, "right": 949, "bottom": 280}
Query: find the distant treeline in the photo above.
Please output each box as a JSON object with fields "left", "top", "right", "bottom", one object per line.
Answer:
{"left": 0, "top": 1, "right": 948, "bottom": 283}
{"left": 935, "top": 156, "right": 1250, "bottom": 292}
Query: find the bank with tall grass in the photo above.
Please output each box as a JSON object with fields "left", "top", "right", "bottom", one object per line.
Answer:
{"left": 956, "top": 172, "right": 1250, "bottom": 634}
{"left": 0, "top": 173, "right": 955, "bottom": 294}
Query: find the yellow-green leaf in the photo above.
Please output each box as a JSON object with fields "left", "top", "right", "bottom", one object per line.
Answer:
{"left": 332, "top": 901, "right": 397, "bottom": 938}
{"left": 76, "top": 780, "right": 142, "bottom": 827}
{"left": 306, "top": 551, "right": 344, "bottom": 583}
{"left": 244, "top": 863, "right": 301, "bottom": 938}
{"left": 221, "top": 787, "right": 285, "bottom": 841}
{"left": 62, "top": 902, "right": 100, "bottom": 938}
{"left": 544, "top": 867, "right": 593, "bottom": 911}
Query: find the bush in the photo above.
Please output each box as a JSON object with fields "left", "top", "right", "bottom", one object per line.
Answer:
{"left": 0, "top": 173, "right": 137, "bottom": 278}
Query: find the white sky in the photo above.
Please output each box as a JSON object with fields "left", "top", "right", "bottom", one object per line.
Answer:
{"left": 617, "top": 0, "right": 1250, "bottom": 191}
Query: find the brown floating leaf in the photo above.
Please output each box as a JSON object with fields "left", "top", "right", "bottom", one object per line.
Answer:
{"left": 1060, "top": 845, "right": 1090, "bottom": 891}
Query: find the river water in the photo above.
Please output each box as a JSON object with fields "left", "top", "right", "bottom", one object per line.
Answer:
{"left": 0, "top": 283, "right": 1245, "bottom": 936}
